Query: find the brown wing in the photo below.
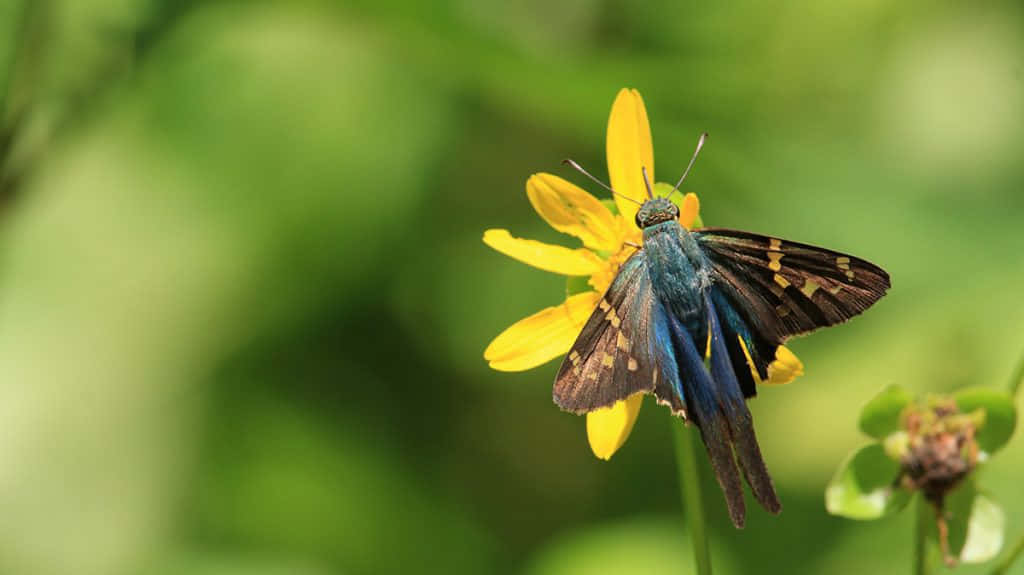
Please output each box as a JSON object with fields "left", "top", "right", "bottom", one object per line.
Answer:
{"left": 553, "top": 252, "right": 657, "bottom": 414}
{"left": 695, "top": 228, "right": 890, "bottom": 343}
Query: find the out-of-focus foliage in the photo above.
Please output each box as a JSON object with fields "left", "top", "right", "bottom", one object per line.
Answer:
{"left": 0, "top": 1, "right": 1021, "bottom": 574}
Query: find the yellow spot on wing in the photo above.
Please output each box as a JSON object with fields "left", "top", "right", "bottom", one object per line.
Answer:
{"left": 767, "top": 252, "right": 784, "bottom": 272}
{"left": 775, "top": 304, "right": 790, "bottom": 317}
{"left": 774, "top": 274, "right": 790, "bottom": 289}
{"left": 602, "top": 353, "right": 614, "bottom": 367}
{"left": 627, "top": 357, "right": 638, "bottom": 371}
{"left": 769, "top": 238, "right": 782, "bottom": 251}
{"left": 599, "top": 299, "right": 611, "bottom": 311}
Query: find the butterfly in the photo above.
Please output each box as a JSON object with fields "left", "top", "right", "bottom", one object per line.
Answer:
{"left": 555, "top": 149, "right": 890, "bottom": 528}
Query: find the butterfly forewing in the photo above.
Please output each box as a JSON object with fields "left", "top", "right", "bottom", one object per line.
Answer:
{"left": 695, "top": 228, "right": 890, "bottom": 343}
{"left": 554, "top": 252, "right": 656, "bottom": 413}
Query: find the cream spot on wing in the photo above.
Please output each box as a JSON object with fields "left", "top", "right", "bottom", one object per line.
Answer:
{"left": 601, "top": 352, "right": 614, "bottom": 367}
{"left": 599, "top": 299, "right": 611, "bottom": 311}
{"left": 627, "top": 357, "right": 638, "bottom": 371}
{"left": 837, "top": 256, "right": 853, "bottom": 280}
{"left": 801, "top": 279, "right": 820, "bottom": 298}
{"left": 616, "top": 331, "right": 630, "bottom": 351}
{"left": 606, "top": 308, "right": 621, "bottom": 328}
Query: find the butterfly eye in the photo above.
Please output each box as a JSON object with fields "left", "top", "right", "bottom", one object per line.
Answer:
{"left": 671, "top": 204, "right": 680, "bottom": 218}
{"left": 635, "top": 211, "right": 644, "bottom": 229}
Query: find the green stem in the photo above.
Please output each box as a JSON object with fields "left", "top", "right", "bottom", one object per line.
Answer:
{"left": 672, "top": 421, "right": 712, "bottom": 575}
{"left": 914, "top": 496, "right": 931, "bottom": 575}
{"left": 991, "top": 534, "right": 1024, "bottom": 575}
{"left": 1009, "top": 347, "right": 1024, "bottom": 398}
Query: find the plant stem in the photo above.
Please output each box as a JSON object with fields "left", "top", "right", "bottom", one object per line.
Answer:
{"left": 914, "top": 495, "right": 931, "bottom": 575}
{"left": 672, "top": 421, "right": 712, "bottom": 575}
{"left": 1009, "top": 347, "right": 1024, "bottom": 398}
{"left": 991, "top": 534, "right": 1024, "bottom": 575}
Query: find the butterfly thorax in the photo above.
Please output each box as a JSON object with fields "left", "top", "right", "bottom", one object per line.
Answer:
{"left": 642, "top": 219, "right": 711, "bottom": 333}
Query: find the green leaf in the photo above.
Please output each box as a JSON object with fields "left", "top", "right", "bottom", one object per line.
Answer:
{"left": 961, "top": 494, "right": 1005, "bottom": 563}
{"left": 825, "top": 443, "right": 910, "bottom": 519}
{"left": 929, "top": 481, "right": 1005, "bottom": 564}
{"left": 953, "top": 387, "right": 1017, "bottom": 453}
{"left": 858, "top": 385, "right": 912, "bottom": 439}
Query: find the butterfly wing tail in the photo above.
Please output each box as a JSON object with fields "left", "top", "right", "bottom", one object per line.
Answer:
{"left": 705, "top": 293, "right": 782, "bottom": 515}
{"left": 653, "top": 299, "right": 747, "bottom": 528}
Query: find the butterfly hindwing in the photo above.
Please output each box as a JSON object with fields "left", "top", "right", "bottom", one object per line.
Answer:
{"left": 695, "top": 228, "right": 890, "bottom": 343}
{"left": 553, "top": 252, "right": 656, "bottom": 413}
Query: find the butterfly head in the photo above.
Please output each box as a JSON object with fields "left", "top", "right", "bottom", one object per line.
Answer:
{"left": 635, "top": 197, "right": 680, "bottom": 229}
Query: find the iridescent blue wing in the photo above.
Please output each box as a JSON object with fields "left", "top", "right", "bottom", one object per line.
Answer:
{"left": 695, "top": 228, "right": 890, "bottom": 392}
{"left": 553, "top": 252, "right": 659, "bottom": 414}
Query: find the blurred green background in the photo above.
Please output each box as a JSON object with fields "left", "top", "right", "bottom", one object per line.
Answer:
{"left": 0, "top": 1, "right": 1022, "bottom": 574}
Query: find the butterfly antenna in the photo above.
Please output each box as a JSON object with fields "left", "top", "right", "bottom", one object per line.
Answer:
{"left": 562, "top": 159, "right": 643, "bottom": 206}
{"left": 641, "top": 166, "right": 655, "bottom": 199}
{"left": 668, "top": 132, "right": 707, "bottom": 199}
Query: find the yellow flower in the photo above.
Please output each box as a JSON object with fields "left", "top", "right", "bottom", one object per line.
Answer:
{"left": 484, "top": 88, "right": 802, "bottom": 460}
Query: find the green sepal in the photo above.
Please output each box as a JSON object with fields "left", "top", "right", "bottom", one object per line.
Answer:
{"left": 566, "top": 276, "right": 593, "bottom": 297}
{"left": 858, "top": 384, "right": 913, "bottom": 440}
{"left": 953, "top": 387, "right": 1017, "bottom": 453}
{"left": 601, "top": 199, "right": 619, "bottom": 215}
{"left": 825, "top": 443, "right": 910, "bottom": 520}
{"left": 653, "top": 182, "right": 674, "bottom": 199}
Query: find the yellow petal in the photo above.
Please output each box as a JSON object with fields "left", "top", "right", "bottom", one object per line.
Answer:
{"left": 679, "top": 193, "right": 700, "bottom": 230}
{"left": 736, "top": 338, "right": 804, "bottom": 385}
{"left": 483, "top": 229, "right": 604, "bottom": 276}
{"left": 526, "top": 173, "right": 621, "bottom": 252}
{"left": 607, "top": 88, "right": 654, "bottom": 227}
{"left": 484, "top": 291, "right": 600, "bottom": 371}
{"left": 587, "top": 392, "right": 645, "bottom": 460}
{"left": 766, "top": 345, "right": 804, "bottom": 385}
